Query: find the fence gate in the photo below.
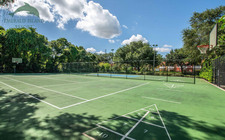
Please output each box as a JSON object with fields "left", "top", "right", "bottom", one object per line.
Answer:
{"left": 212, "top": 55, "right": 225, "bottom": 89}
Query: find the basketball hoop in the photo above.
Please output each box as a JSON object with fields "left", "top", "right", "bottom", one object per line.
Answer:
{"left": 197, "top": 45, "right": 211, "bottom": 54}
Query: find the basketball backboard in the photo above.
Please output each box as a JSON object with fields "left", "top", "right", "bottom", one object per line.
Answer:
{"left": 209, "top": 23, "right": 218, "bottom": 50}
{"left": 12, "top": 58, "right": 22, "bottom": 64}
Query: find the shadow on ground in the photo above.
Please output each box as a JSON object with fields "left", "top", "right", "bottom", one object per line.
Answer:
{"left": 0, "top": 89, "right": 224, "bottom": 140}
{"left": 0, "top": 89, "right": 100, "bottom": 140}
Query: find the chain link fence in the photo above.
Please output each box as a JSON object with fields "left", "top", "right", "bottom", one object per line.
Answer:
{"left": 61, "top": 60, "right": 198, "bottom": 84}
{"left": 212, "top": 55, "right": 225, "bottom": 89}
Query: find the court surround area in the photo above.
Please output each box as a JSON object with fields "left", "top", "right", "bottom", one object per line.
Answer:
{"left": 0, "top": 73, "right": 225, "bottom": 140}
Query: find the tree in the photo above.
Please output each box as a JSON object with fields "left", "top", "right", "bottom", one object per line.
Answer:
{"left": 114, "top": 41, "right": 162, "bottom": 71}
{"left": 182, "top": 6, "right": 225, "bottom": 63}
{"left": 47, "top": 38, "right": 80, "bottom": 72}
{"left": 218, "top": 15, "right": 225, "bottom": 45}
{"left": 2, "top": 27, "right": 49, "bottom": 72}
{"left": 0, "top": 26, "right": 6, "bottom": 72}
{"left": 166, "top": 48, "right": 188, "bottom": 73}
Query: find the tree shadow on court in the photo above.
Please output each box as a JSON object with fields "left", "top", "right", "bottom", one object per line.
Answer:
{"left": 1, "top": 89, "right": 225, "bottom": 140}
{"left": 0, "top": 89, "right": 101, "bottom": 140}
{"left": 0, "top": 89, "right": 44, "bottom": 139}
{"left": 105, "top": 110, "right": 225, "bottom": 140}
{"left": 159, "top": 110, "right": 225, "bottom": 140}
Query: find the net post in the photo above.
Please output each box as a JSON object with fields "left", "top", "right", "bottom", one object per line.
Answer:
{"left": 126, "top": 63, "right": 128, "bottom": 79}
{"left": 97, "top": 63, "right": 99, "bottom": 77}
{"left": 144, "top": 70, "right": 146, "bottom": 80}
{"left": 166, "top": 66, "right": 169, "bottom": 82}
{"left": 194, "top": 64, "right": 196, "bottom": 84}
{"left": 110, "top": 63, "right": 112, "bottom": 78}
{"left": 13, "top": 65, "right": 16, "bottom": 74}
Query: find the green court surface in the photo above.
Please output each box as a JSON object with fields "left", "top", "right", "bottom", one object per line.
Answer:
{"left": 0, "top": 74, "right": 225, "bottom": 140}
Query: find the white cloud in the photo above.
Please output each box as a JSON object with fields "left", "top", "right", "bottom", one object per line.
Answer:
{"left": 109, "top": 40, "right": 115, "bottom": 43}
{"left": 154, "top": 47, "right": 171, "bottom": 53}
{"left": 48, "top": 0, "right": 86, "bottom": 29}
{"left": 163, "top": 44, "right": 173, "bottom": 48}
{"left": 86, "top": 47, "right": 96, "bottom": 53}
{"left": 76, "top": 1, "right": 121, "bottom": 39}
{"left": 7, "top": 0, "right": 121, "bottom": 38}
{"left": 96, "top": 51, "right": 105, "bottom": 54}
{"left": 121, "top": 34, "right": 148, "bottom": 45}
{"left": 122, "top": 25, "right": 128, "bottom": 29}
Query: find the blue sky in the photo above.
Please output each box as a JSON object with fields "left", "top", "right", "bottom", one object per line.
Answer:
{"left": 0, "top": 0, "right": 224, "bottom": 55}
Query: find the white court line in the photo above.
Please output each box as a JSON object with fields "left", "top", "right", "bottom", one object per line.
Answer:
{"left": 94, "top": 104, "right": 171, "bottom": 140}
{"left": 6, "top": 75, "right": 105, "bottom": 84}
{"left": 2, "top": 76, "right": 87, "bottom": 101}
{"left": 40, "top": 76, "right": 106, "bottom": 84}
{"left": 42, "top": 76, "right": 107, "bottom": 84}
{"left": 96, "top": 125, "right": 135, "bottom": 140}
{"left": 60, "top": 82, "right": 149, "bottom": 109}
{"left": 121, "top": 115, "right": 165, "bottom": 129}
{"left": 0, "top": 81, "right": 61, "bottom": 109}
{"left": 154, "top": 104, "right": 172, "bottom": 140}
{"left": 142, "top": 96, "right": 181, "bottom": 104}
{"left": 121, "top": 111, "right": 150, "bottom": 140}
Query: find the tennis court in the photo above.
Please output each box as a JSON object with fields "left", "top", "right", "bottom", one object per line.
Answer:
{"left": 0, "top": 74, "right": 225, "bottom": 140}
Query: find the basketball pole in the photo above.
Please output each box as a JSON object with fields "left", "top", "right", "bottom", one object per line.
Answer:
{"left": 13, "top": 64, "right": 16, "bottom": 74}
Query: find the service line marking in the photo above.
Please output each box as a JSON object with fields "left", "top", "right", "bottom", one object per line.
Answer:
{"left": 60, "top": 82, "right": 149, "bottom": 109}
{"left": 142, "top": 96, "right": 181, "bottom": 104}
{"left": 1, "top": 76, "right": 149, "bottom": 110}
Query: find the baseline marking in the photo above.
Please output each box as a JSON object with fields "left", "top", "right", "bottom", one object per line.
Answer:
{"left": 60, "top": 82, "right": 149, "bottom": 109}
{"left": 0, "top": 81, "right": 61, "bottom": 109}
{"left": 142, "top": 96, "right": 181, "bottom": 104}
{"left": 121, "top": 111, "right": 150, "bottom": 140}
{"left": 2, "top": 76, "right": 87, "bottom": 101}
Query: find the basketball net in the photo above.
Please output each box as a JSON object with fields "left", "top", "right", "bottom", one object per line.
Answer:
{"left": 197, "top": 45, "right": 211, "bottom": 54}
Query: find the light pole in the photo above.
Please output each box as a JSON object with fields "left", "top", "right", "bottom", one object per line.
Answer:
{"left": 111, "top": 49, "right": 114, "bottom": 61}
{"left": 152, "top": 44, "right": 158, "bottom": 72}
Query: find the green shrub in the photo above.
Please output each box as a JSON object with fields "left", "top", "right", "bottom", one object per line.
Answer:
{"left": 199, "top": 60, "right": 213, "bottom": 82}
